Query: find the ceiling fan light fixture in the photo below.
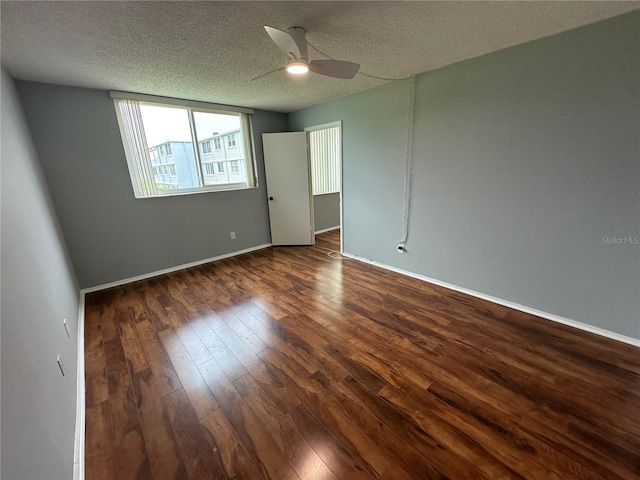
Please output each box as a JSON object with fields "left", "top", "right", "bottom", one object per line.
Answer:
{"left": 286, "top": 61, "right": 309, "bottom": 75}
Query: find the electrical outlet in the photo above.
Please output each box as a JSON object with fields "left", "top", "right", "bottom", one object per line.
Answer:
{"left": 397, "top": 243, "right": 406, "bottom": 254}
{"left": 230, "top": 231, "right": 236, "bottom": 240}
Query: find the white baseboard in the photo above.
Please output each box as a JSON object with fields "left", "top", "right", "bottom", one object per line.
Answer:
{"left": 315, "top": 226, "right": 340, "bottom": 235}
{"left": 81, "top": 243, "right": 272, "bottom": 294}
{"left": 342, "top": 252, "right": 640, "bottom": 348}
{"left": 73, "top": 290, "right": 86, "bottom": 480}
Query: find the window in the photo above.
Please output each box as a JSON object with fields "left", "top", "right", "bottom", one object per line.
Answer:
{"left": 231, "top": 161, "right": 240, "bottom": 174}
{"left": 158, "top": 144, "right": 173, "bottom": 156}
{"left": 111, "top": 91, "right": 255, "bottom": 198}
{"left": 308, "top": 125, "right": 341, "bottom": 195}
{"left": 227, "top": 134, "right": 237, "bottom": 148}
{"left": 214, "top": 137, "right": 222, "bottom": 150}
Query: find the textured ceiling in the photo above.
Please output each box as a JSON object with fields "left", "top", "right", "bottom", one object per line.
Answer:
{"left": 2, "top": 1, "right": 638, "bottom": 113}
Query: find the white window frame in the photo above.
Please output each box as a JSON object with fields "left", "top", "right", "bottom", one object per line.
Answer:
{"left": 111, "top": 91, "right": 257, "bottom": 198}
{"left": 214, "top": 137, "right": 222, "bottom": 150}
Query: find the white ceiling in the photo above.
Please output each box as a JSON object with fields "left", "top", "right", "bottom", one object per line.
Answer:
{"left": 2, "top": 1, "right": 638, "bottom": 113}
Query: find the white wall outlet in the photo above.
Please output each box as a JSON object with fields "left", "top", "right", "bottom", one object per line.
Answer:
{"left": 230, "top": 231, "right": 236, "bottom": 240}
{"left": 63, "top": 318, "right": 70, "bottom": 338}
{"left": 397, "top": 243, "right": 406, "bottom": 254}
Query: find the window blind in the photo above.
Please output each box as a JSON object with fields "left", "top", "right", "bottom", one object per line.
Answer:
{"left": 114, "top": 99, "right": 158, "bottom": 197}
{"left": 309, "top": 126, "right": 340, "bottom": 195}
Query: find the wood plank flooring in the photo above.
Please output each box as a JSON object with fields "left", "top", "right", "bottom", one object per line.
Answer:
{"left": 84, "top": 230, "right": 640, "bottom": 480}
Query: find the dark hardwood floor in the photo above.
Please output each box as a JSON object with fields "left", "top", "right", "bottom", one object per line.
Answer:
{"left": 84, "top": 229, "right": 640, "bottom": 480}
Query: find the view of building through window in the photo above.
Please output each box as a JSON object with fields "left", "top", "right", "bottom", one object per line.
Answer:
{"left": 138, "top": 105, "right": 247, "bottom": 191}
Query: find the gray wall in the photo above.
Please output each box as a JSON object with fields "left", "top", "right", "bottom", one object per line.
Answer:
{"left": 1, "top": 67, "right": 80, "bottom": 479}
{"left": 314, "top": 192, "right": 340, "bottom": 232}
{"left": 292, "top": 80, "right": 409, "bottom": 250}
{"left": 16, "top": 81, "right": 287, "bottom": 288}
{"left": 289, "top": 12, "right": 640, "bottom": 339}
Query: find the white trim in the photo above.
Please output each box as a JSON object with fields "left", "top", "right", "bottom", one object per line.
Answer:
{"left": 341, "top": 252, "right": 640, "bottom": 348}
{"left": 82, "top": 244, "right": 272, "bottom": 293}
{"left": 109, "top": 91, "right": 254, "bottom": 114}
{"left": 73, "top": 291, "right": 86, "bottom": 480}
{"left": 315, "top": 226, "right": 340, "bottom": 235}
{"left": 304, "top": 121, "right": 342, "bottom": 133}
{"left": 141, "top": 183, "right": 258, "bottom": 199}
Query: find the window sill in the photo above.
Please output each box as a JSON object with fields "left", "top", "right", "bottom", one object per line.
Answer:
{"left": 136, "top": 183, "right": 258, "bottom": 199}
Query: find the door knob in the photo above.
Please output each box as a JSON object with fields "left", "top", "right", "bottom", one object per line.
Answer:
{"left": 269, "top": 196, "right": 274, "bottom": 201}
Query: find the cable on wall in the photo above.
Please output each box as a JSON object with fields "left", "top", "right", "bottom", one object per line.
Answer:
{"left": 399, "top": 75, "right": 417, "bottom": 246}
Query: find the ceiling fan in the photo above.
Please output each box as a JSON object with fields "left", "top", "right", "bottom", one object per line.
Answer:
{"left": 262, "top": 26, "right": 360, "bottom": 79}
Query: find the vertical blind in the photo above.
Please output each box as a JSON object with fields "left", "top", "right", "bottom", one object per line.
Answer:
{"left": 114, "top": 99, "right": 158, "bottom": 197}
{"left": 309, "top": 126, "right": 340, "bottom": 195}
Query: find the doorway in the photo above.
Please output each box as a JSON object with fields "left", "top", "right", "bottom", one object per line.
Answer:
{"left": 305, "top": 121, "right": 343, "bottom": 252}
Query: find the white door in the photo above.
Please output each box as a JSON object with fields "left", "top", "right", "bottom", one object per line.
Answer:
{"left": 263, "top": 132, "right": 315, "bottom": 246}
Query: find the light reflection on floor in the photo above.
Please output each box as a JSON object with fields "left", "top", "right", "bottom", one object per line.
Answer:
{"left": 298, "top": 447, "right": 336, "bottom": 480}
{"left": 316, "top": 251, "right": 344, "bottom": 304}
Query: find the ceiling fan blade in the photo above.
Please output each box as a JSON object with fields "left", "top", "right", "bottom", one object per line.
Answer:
{"left": 309, "top": 59, "right": 360, "bottom": 79}
{"left": 264, "top": 26, "right": 300, "bottom": 60}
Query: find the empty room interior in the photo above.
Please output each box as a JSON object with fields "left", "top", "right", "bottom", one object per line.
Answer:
{"left": 2, "top": 2, "right": 639, "bottom": 479}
